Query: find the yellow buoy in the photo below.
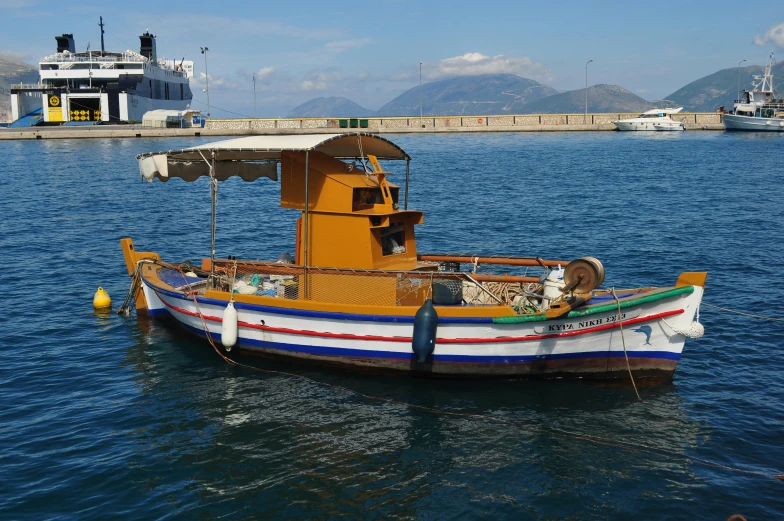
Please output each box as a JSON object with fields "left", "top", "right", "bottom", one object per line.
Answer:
{"left": 93, "top": 287, "right": 112, "bottom": 310}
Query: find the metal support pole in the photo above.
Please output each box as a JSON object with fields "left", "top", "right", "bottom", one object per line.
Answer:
{"left": 303, "top": 151, "right": 310, "bottom": 299}
{"left": 404, "top": 159, "right": 410, "bottom": 210}
{"left": 419, "top": 62, "right": 423, "bottom": 129}
{"left": 737, "top": 58, "right": 747, "bottom": 103}
{"left": 585, "top": 59, "right": 593, "bottom": 124}
{"left": 209, "top": 154, "right": 217, "bottom": 288}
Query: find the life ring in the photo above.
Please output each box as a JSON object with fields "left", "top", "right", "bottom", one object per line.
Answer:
{"left": 477, "top": 118, "right": 483, "bottom": 124}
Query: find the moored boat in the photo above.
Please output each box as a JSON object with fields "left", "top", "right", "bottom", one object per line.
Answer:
{"left": 723, "top": 52, "right": 784, "bottom": 132}
{"left": 120, "top": 133, "right": 706, "bottom": 380}
{"left": 613, "top": 104, "right": 685, "bottom": 131}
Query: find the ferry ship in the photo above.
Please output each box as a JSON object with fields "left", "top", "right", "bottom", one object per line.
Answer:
{"left": 10, "top": 30, "right": 193, "bottom": 125}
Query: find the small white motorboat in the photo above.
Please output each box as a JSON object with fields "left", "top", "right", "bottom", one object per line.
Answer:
{"left": 614, "top": 105, "right": 685, "bottom": 131}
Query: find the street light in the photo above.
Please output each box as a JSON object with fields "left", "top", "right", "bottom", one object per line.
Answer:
{"left": 419, "top": 61, "right": 423, "bottom": 128}
{"left": 585, "top": 59, "right": 593, "bottom": 124}
{"left": 737, "top": 58, "right": 747, "bottom": 103}
{"left": 200, "top": 46, "right": 210, "bottom": 118}
{"left": 252, "top": 74, "right": 257, "bottom": 119}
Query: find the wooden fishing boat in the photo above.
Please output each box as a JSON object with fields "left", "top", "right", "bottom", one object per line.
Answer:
{"left": 121, "top": 133, "right": 706, "bottom": 380}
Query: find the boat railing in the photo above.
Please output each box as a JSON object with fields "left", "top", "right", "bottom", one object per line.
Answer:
{"left": 206, "top": 259, "right": 548, "bottom": 310}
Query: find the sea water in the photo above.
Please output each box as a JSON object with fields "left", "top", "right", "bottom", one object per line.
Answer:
{"left": 1, "top": 132, "right": 783, "bottom": 519}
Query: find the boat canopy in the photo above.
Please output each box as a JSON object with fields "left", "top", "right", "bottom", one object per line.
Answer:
{"left": 137, "top": 133, "right": 410, "bottom": 183}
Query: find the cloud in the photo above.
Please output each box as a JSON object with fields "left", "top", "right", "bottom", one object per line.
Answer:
{"left": 423, "top": 52, "right": 552, "bottom": 82}
{"left": 297, "top": 69, "right": 343, "bottom": 91}
{"left": 325, "top": 38, "right": 372, "bottom": 52}
{"left": 753, "top": 23, "right": 784, "bottom": 46}
{"left": 191, "top": 72, "right": 237, "bottom": 90}
{"left": 636, "top": 88, "right": 648, "bottom": 94}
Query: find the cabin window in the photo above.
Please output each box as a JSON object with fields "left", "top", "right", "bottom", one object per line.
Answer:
{"left": 353, "top": 188, "right": 383, "bottom": 211}
{"left": 381, "top": 225, "right": 406, "bottom": 256}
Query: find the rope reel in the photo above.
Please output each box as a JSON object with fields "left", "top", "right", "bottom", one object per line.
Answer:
{"left": 563, "top": 256, "right": 605, "bottom": 295}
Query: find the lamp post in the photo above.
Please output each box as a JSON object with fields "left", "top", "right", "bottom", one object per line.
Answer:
{"left": 737, "top": 58, "right": 747, "bottom": 103}
{"left": 200, "top": 46, "right": 210, "bottom": 117}
{"left": 585, "top": 59, "right": 593, "bottom": 124}
{"left": 252, "top": 74, "right": 257, "bottom": 119}
{"left": 419, "top": 61, "right": 423, "bottom": 128}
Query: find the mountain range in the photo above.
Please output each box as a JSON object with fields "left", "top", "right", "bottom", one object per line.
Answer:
{"left": 286, "top": 63, "right": 783, "bottom": 118}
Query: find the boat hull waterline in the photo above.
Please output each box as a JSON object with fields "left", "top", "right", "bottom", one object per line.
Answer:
{"left": 139, "top": 273, "right": 703, "bottom": 379}
{"left": 722, "top": 114, "right": 784, "bottom": 131}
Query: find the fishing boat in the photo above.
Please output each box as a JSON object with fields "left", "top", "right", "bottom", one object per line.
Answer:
{"left": 120, "top": 133, "right": 706, "bottom": 380}
{"left": 723, "top": 53, "right": 784, "bottom": 131}
{"left": 613, "top": 103, "right": 685, "bottom": 131}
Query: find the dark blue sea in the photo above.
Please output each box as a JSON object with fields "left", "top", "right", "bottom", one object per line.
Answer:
{"left": 1, "top": 131, "right": 783, "bottom": 520}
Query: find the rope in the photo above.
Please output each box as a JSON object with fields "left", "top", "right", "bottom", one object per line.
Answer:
{"left": 116, "top": 265, "right": 142, "bottom": 315}
{"left": 611, "top": 288, "right": 641, "bottom": 401}
{"left": 702, "top": 302, "right": 784, "bottom": 323}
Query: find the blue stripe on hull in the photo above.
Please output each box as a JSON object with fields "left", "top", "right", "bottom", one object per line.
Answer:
{"left": 150, "top": 282, "right": 493, "bottom": 324}
{"left": 175, "top": 321, "right": 681, "bottom": 364}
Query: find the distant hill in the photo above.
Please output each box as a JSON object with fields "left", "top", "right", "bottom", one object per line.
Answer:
{"left": 0, "top": 55, "right": 38, "bottom": 122}
{"left": 376, "top": 74, "right": 559, "bottom": 116}
{"left": 666, "top": 61, "right": 784, "bottom": 112}
{"left": 287, "top": 97, "right": 376, "bottom": 118}
{"left": 520, "top": 84, "right": 652, "bottom": 114}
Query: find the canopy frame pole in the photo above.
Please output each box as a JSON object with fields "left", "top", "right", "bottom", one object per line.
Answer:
{"left": 303, "top": 151, "right": 310, "bottom": 299}
{"left": 404, "top": 159, "right": 410, "bottom": 210}
{"left": 210, "top": 152, "right": 217, "bottom": 289}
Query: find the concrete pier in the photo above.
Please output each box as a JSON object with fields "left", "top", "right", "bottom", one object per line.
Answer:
{"left": 0, "top": 112, "right": 724, "bottom": 140}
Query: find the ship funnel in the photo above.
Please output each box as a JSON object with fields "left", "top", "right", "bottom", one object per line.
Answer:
{"left": 56, "top": 33, "right": 75, "bottom": 53}
{"left": 139, "top": 31, "right": 157, "bottom": 63}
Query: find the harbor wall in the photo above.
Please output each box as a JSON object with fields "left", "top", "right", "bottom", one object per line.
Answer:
{"left": 204, "top": 113, "right": 723, "bottom": 132}
{"left": 0, "top": 113, "right": 724, "bottom": 140}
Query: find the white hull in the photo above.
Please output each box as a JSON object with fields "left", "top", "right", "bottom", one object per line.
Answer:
{"left": 142, "top": 276, "right": 703, "bottom": 379}
{"left": 614, "top": 121, "right": 684, "bottom": 131}
{"left": 722, "top": 114, "right": 784, "bottom": 131}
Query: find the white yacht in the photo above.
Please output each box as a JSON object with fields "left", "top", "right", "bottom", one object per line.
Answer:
{"left": 722, "top": 53, "right": 784, "bottom": 131}
{"left": 9, "top": 28, "right": 193, "bottom": 126}
{"left": 613, "top": 105, "right": 685, "bottom": 131}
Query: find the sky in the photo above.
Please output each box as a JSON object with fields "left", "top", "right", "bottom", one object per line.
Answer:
{"left": 1, "top": 0, "right": 783, "bottom": 118}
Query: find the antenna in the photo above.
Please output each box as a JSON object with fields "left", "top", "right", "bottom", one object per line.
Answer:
{"left": 98, "top": 16, "right": 105, "bottom": 52}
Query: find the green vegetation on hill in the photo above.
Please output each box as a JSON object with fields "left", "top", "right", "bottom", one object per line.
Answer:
{"left": 287, "top": 97, "right": 376, "bottom": 118}
{"left": 666, "top": 62, "right": 784, "bottom": 112}
{"left": 376, "top": 74, "right": 558, "bottom": 116}
{"left": 519, "top": 84, "right": 652, "bottom": 114}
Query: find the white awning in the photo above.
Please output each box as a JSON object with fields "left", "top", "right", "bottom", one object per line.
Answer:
{"left": 137, "top": 133, "right": 409, "bottom": 183}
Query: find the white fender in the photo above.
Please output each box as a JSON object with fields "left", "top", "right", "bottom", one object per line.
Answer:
{"left": 221, "top": 301, "right": 238, "bottom": 350}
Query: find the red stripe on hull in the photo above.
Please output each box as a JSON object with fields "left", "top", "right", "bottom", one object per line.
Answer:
{"left": 158, "top": 294, "right": 684, "bottom": 345}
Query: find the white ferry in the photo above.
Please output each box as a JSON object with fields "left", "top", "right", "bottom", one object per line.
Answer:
{"left": 722, "top": 53, "right": 784, "bottom": 131}
{"left": 10, "top": 31, "right": 193, "bottom": 125}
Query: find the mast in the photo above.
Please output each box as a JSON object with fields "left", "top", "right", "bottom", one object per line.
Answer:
{"left": 98, "top": 16, "right": 105, "bottom": 53}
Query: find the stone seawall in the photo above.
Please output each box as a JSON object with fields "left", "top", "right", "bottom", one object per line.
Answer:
{"left": 205, "top": 113, "right": 723, "bottom": 132}
{"left": 0, "top": 113, "right": 724, "bottom": 140}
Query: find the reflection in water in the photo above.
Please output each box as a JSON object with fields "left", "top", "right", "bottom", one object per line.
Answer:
{"left": 123, "top": 315, "right": 707, "bottom": 518}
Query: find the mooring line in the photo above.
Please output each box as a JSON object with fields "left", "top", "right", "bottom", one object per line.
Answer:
{"left": 703, "top": 302, "right": 784, "bottom": 323}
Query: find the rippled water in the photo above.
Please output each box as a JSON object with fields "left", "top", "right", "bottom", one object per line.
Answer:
{"left": 1, "top": 132, "right": 783, "bottom": 520}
